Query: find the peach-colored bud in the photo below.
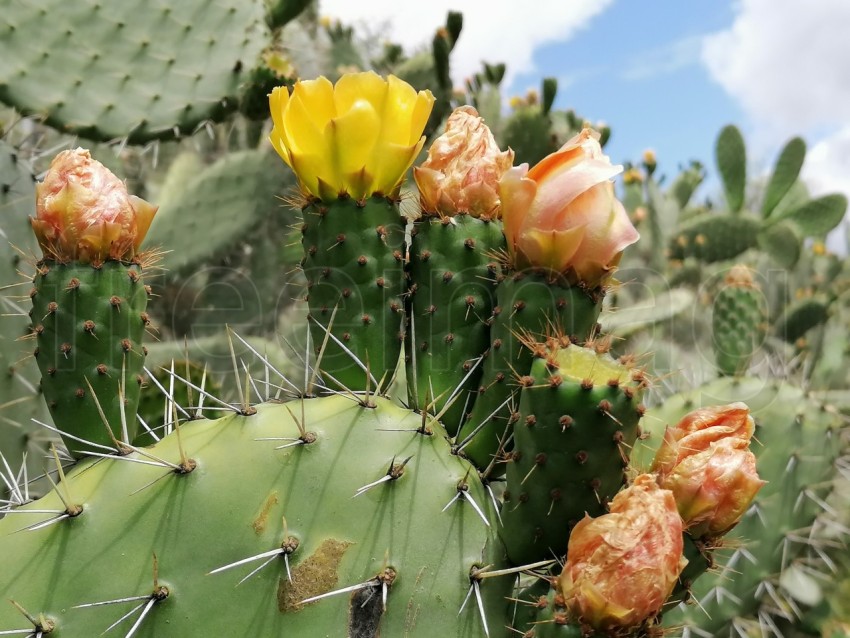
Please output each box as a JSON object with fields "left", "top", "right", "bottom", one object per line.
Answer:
{"left": 500, "top": 128, "right": 639, "bottom": 287}
{"left": 414, "top": 106, "right": 513, "bottom": 218}
{"left": 558, "top": 474, "right": 685, "bottom": 631}
{"left": 651, "top": 403, "right": 765, "bottom": 538}
{"left": 31, "top": 148, "right": 157, "bottom": 264}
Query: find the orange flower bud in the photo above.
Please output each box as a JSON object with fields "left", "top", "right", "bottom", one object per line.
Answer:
{"left": 558, "top": 474, "right": 685, "bottom": 631}
{"left": 651, "top": 403, "right": 765, "bottom": 537}
{"left": 31, "top": 148, "right": 157, "bottom": 265}
{"left": 414, "top": 106, "right": 513, "bottom": 218}
{"left": 500, "top": 128, "right": 639, "bottom": 287}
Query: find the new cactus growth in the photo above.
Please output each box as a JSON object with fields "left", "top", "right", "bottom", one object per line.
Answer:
{"left": 406, "top": 106, "right": 511, "bottom": 432}
{"left": 28, "top": 149, "right": 157, "bottom": 456}
{"left": 269, "top": 73, "right": 434, "bottom": 392}
{"left": 500, "top": 339, "right": 646, "bottom": 566}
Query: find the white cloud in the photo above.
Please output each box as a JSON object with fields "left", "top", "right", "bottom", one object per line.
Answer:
{"left": 803, "top": 127, "right": 850, "bottom": 197}
{"left": 701, "top": 0, "right": 850, "bottom": 133}
{"left": 319, "top": 0, "right": 614, "bottom": 87}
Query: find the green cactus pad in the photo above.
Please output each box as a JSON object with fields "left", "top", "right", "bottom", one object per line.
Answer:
{"left": 500, "top": 346, "right": 645, "bottom": 566}
{"left": 632, "top": 377, "right": 844, "bottom": 634}
{"left": 775, "top": 297, "right": 830, "bottom": 343}
{"left": 457, "top": 272, "right": 603, "bottom": 472}
{"left": 146, "top": 150, "right": 293, "bottom": 273}
{"left": 0, "top": 0, "right": 267, "bottom": 143}
{"left": 711, "top": 267, "right": 767, "bottom": 376}
{"left": 301, "top": 196, "right": 406, "bottom": 392}
{"left": 31, "top": 261, "right": 149, "bottom": 456}
{"left": 762, "top": 137, "right": 806, "bottom": 218}
{"left": 0, "top": 396, "right": 512, "bottom": 637}
{"left": 715, "top": 124, "right": 747, "bottom": 214}
{"left": 405, "top": 215, "right": 504, "bottom": 434}
{"left": 667, "top": 213, "right": 760, "bottom": 263}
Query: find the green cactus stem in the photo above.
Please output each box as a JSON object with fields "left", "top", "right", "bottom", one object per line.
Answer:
{"left": 300, "top": 195, "right": 406, "bottom": 393}
{"left": 500, "top": 344, "right": 645, "bottom": 566}
{"left": 31, "top": 260, "right": 150, "bottom": 456}
{"left": 456, "top": 271, "right": 604, "bottom": 472}
{"left": 405, "top": 215, "right": 504, "bottom": 434}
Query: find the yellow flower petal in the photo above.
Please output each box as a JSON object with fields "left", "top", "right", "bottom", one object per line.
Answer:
{"left": 283, "top": 91, "right": 329, "bottom": 157}
{"left": 328, "top": 98, "right": 381, "bottom": 180}
{"left": 378, "top": 75, "right": 419, "bottom": 146}
{"left": 291, "top": 77, "right": 336, "bottom": 128}
{"left": 370, "top": 141, "right": 421, "bottom": 196}
{"left": 517, "top": 226, "right": 585, "bottom": 273}
{"left": 333, "top": 71, "right": 388, "bottom": 118}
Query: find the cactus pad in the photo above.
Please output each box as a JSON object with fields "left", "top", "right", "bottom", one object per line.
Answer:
{"left": 0, "top": 0, "right": 268, "bottom": 143}
{"left": 500, "top": 345, "right": 645, "bottom": 566}
{"left": 0, "top": 396, "right": 511, "bottom": 636}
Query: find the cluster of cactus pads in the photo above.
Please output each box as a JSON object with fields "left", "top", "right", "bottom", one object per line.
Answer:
{"left": 0, "top": 72, "right": 803, "bottom": 638}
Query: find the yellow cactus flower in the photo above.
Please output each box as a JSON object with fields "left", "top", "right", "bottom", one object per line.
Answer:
{"left": 31, "top": 148, "right": 157, "bottom": 265}
{"left": 268, "top": 72, "right": 435, "bottom": 200}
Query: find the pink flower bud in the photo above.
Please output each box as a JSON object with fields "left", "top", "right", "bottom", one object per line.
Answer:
{"left": 31, "top": 148, "right": 157, "bottom": 264}
{"left": 500, "top": 128, "right": 639, "bottom": 287}
{"left": 651, "top": 403, "right": 765, "bottom": 538}
{"left": 558, "top": 474, "right": 685, "bottom": 631}
{"left": 414, "top": 106, "right": 513, "bottom": 218}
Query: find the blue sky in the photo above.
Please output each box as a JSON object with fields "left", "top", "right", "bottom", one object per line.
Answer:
{"left": 508, "top": 1, "right": 742, "bottom": 176}
{"left": 322, "top": 0, "right": 850, "bottom": 240}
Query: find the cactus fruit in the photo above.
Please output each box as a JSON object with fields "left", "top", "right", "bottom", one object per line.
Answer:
{"left": 500, "top": 341, "right": 646, "bottom": 566}
{"left": 406, "top": 106, "right": 512, "bottom": 432}
{"left": 0, "top": 0, "right": 268, "bottom": 143}
{"left": 711, "top": 265, "right": 767, "bottom": 376}
{"left": 28, "top": 149, "right": 157, "bottom": 457}
{"left": 0, "top": 396, "right": 512, "bottom": 637}
{"left": 300, "top": 195, "right": 407, "bottom": 391}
